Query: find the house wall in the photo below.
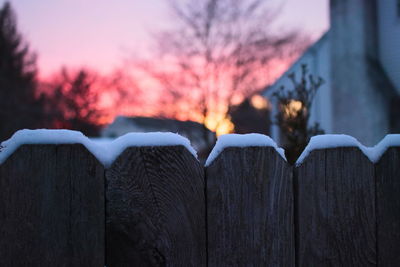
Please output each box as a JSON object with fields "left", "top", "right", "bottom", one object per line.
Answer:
{"left": 378, "top": 0, "right": 400, "bottom": 92}
{"left": 330, "top": 0, "right": 390, "bottom": 145}
{"left": 264, "top": 0, "right": 396, "bottom": 146}
{"left": 309, "top": 37, "right": 332, "bottom": 134}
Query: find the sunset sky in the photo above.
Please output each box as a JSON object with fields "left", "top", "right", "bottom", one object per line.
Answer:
{"left": 2, "top": 0, "right": 329, "bottom": 77}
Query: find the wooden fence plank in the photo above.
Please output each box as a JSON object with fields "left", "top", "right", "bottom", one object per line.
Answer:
{"left": 0, "top": 144, "right": 104, "bottom": 267}
{"left": 296, "top": 147, "right": 376, "bottom": 266}
{"left": 375, "top": 147, "right": 400, "bottom": 266}
{"left": 206, "top": 147, "right": 294, "bottom": 267}
{"left": 106, "top": 146, "right": 206, "bottom": 267}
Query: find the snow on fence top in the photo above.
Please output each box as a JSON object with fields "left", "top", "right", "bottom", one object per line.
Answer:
{"left": 0, "top": 129, "right": 197, "bottom": 167}
{"left": 2, "top": 130, "right": 399, "bottom": 168}
{"left": 296, "top": 134, "right": 400, "bottom": 165}
{"left": 97, "top": 132, "right": 197, "bottom": 166}
{"left": 205, "top": 133, "right": 286, "bottom": 167}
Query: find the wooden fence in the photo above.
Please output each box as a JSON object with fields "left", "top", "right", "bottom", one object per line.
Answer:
{"left": 0, "top": 142, "right": 399, "bottom": 266}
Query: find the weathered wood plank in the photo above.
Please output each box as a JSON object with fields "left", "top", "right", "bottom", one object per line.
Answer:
{"left": 0, "top": 144, "right": 104, "bottom": 267}
{"left": 206, "top": 147, "right": 294, "bottom": 266}
{"left": 375, "top": 147, "right": 400, "bottom": 266}
{"left": 296, "top": 147, "right": 376, "bottom": 266}
{"left": 106, "top": 146, "right": 206, "bottom": 267}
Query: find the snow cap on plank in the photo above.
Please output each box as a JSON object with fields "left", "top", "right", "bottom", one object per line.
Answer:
{"left": 205, "top": 133, "right": 286, "bottom": 167}
{"left": 296, "top": 134, "right": 400, "bottom": 165}
{"left": 95, "top": 132, "right": 198, "bottom": 166}
{"left": 0, "top": 129, "right": 197, "bottom": 167}
{"left": 0, "top": 129, "right": 93, "bottom": 165}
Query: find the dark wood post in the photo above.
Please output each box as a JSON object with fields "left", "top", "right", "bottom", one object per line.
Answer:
{"left": 295, "top": 147, "right": 376, "bottom": 266}
{"left": 375, "top": 147, "right": 400, "bottom": 266}
{"left": 106, "top": 146, "right": 206, "bottom": 267}
{"left": 0, "top": 144, "right": 105, "bottom": 266}
{"left": 206, "top": 147, "right": 294, "bottom": 266}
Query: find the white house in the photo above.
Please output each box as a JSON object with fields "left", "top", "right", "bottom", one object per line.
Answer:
{"left": 263, "top": 0, "right": 400, "bottom": 146}
{"left": 101, "top": 116, "right": 215, "bottom": 157}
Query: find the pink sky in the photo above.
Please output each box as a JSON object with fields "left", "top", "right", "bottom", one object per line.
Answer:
{"left": 2, "top": 0, "right": 329, "bottom": 77}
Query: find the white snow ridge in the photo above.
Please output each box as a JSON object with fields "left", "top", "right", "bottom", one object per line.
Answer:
{"left": 1, "top": 130, "right": 399, "bottom": 168}
{"left": 205, "top": 133, "right": 286, "bottom": 167}
{"left": 296, "top": 134, "right": 400, "bottom": 165}
{"left": 0, "top": 129, "right": 197, "bottom": 167}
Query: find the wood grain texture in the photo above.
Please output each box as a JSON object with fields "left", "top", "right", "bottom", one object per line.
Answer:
{"left": 0, "top": 144, "right": 104, "bottom": 267}
{"left": 375, "top": 147, "right": 400, "bottom": 266}
{"left": 296, "top": 147, "right": 376, "bottom": 266}
{"left": 106, "top": 146, "right": 206, "bottom": 267}
{"left": 206, "top": 147, "right": 294, "bottom": 267}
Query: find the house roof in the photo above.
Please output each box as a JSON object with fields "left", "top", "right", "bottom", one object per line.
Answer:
{"left": 110, "top": 116, "right": 210, "bottom": 133}
{"left": 262, "top": 31, "right": 330, "bottom": 98}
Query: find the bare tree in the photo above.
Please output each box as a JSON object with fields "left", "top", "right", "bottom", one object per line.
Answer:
{"left": 41, "top": 68, "right": 104, "bottom": 136}
{"left": 40, "top": 67, "right": 143, "bottom": 136}
{"left": 137, "top": 0, "right": 309, "bottom": 144}
{"left": 100, "top": 69, "right": 144, "bottom": 117}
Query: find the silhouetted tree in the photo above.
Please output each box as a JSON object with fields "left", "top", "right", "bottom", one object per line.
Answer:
{"left": 43, "top": 68, "right": 104, "bottom": 136}
{"left": 138, "top": 0, "right": 310, "bottom": 145}
{"left": 0, "top": 2, "right": 44, "bottom": 141}
{"left": 273, "top": 64, "right": 324, "bottom": 164}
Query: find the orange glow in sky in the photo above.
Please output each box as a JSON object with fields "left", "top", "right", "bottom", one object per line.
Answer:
{"left": 2, "top": 0, "right": 329, "bottom": 133}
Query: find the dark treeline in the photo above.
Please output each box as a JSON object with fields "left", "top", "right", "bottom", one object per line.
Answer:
{"left": 0, "top": 2, "right": 109, "bottom": 141}
{"left": 0, "top": 2, "right": 44, "bottom": 141}
{"left": 41, "top": 68, "right": 105, "bottom": 137}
